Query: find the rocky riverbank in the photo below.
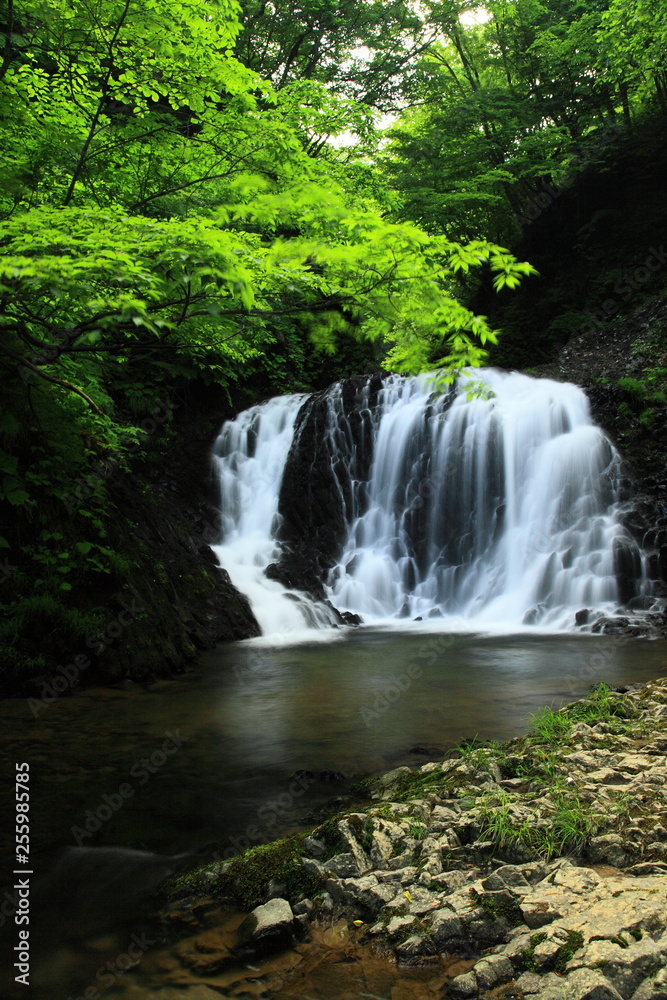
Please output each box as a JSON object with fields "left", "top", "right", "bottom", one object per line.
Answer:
{"left": 139, "top": 676, "right": 667, "bottom": 1000}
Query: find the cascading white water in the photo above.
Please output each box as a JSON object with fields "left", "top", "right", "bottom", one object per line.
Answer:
{"left": 212, "top": 370, "right": 652, "bottom": 635}
{"left": 211, "top": 395, "right": 339, "bottom": 638}
{"left": 327, "top": 370, "right": 649, "bottom": 628}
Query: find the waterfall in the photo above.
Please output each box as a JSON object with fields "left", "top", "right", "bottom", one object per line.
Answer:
{"left": 212, "top": 370, "right": 653, "bottom": 635}
{"left": 211, "top": 395, "right": 340, "bottom": 638}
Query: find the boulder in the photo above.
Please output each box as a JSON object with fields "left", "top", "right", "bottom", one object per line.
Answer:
{"left": 473, "top": 954, "right": 514, "bottom": 989}
{"left": 237, "top": 897, "right": 294, "bottom": 952}
{"left": 559, "top": 968, "right": 623, "bottom": 1000}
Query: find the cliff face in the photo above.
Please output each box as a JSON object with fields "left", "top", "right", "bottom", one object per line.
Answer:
{"left": 99, "top": 381, "right": 263, "bottom": 677}
{"left": 3, "top": 381, "right": 260, "bottom": 698}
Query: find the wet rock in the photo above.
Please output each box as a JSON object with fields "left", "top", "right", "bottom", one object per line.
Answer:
{"left": 572, "top": 938, "right": 667, "bottom": 997}
{"left": 631, "top": 968, "right": 667, "bottom": 999}
{"left": 269, "top": 375, "right": 384, "bottom": 596}
{"left": 334, "top": 874, "right": 398, "bottom": 913}
{"left": 386, "top": 913, "right": 418, "bottom": 938}
{"left": 558, "top": 967, "right": 624, "bottom": 1000}
{"left": 237, "top": 897, "right": 295, "bottom": 951}
{"left": 394, "top": 933, "right": 437, "bottom": 963}
{"left": 520, "top": 897, "right": 565, "bottom": 929}
{"left": 339, "top": 611, "right": 362, "bottom": 625}
{"left": 336, "top": 816, "right": 373, "bottom": 875}
{"left": 376, "top": 766, "right": 412, "bottom": 790}
{"left": 586, "top": 834, "right": 631, "bottom": 868}
{"left": 531, "top": 936, "right": 561, "bottom": 970}
{"left": 293, "top": 898, "right": 313, "bottom": 916}
{"left": 369, "top": 820, "right": 405, "bottom": 865}
{"left": 515, "top": 971, "right": 543, "bottom": 995}
{"left": 303, "top": 836, "right": 326, "bottom": 857}
{"left": 481, "top": 865, "right": 530, "bottom": 891}
{"left": 314, "top": 891, "right": 334, "bottom": 913}
{"left": 403, "top": 885, "right": 443, "bottom": 917}
{"left": 323, "top": 853, "right": 362, "bottom": 878}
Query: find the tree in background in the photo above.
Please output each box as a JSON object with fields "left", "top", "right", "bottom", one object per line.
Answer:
{"left": 378, "top": 0, "right": 655, "bottom": 247}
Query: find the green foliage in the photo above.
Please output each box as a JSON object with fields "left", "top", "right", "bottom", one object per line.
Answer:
{"left": 379, "top": 0, "right": 667, "bottom": 260}
{"left": 473, "top": 889, "right": 524, "bottom": 926}
{"left": 235, "top": 0, "right": 426, "bottom": 110}
{"left": 526, "top": 683, "right": 633, "bottom": 746}
{"left": 555, "top": 930, "right": 585, "bottom": 973}
{"left": 479, "top": 785, "right": 596, "bottom": 860}
{"left": 218, "top": 835, "right": 324, "bottom": 908}
{"left": 522, "top": 932, "right": 548, "bottom": 971}
{"left": 0, "top": 0, "right": 544, "bottom": 682}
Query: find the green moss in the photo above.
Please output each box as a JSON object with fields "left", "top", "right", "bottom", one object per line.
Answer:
{"left": 521, "top": 931, "right": 547, "bottom": 971}
{"left": 372, "top": 804, "right": 399, "bottom": 822}
{"left": 162, "top": 834, "right": 325, "bottom": 910}
{"left": 350, "top": 776, "right": 376, "bottom": 797}
{"left": 388, "top": 768, "right": 454, "bottom": 803}
{"left": 346, "top": 813, "right": 375, "bottom": 853}
{"left": 554, "top": 930, "right": 585, "bottom": 973}
{"left": 313, "top": 817, "right": 343, "bottom": 856}
{"left": 473, "top": 890, "right": 524, "bottom": 926}
{"left": 226, "top": 836, "right": 325, "bottom": 908}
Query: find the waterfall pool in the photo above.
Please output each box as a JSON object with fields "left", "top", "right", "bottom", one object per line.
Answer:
{"left": 2, "top": 627, "right": 665, "bottom": 865}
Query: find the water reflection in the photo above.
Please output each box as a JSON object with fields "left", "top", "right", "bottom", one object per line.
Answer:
{"left": 0, "top": 628, "right": 665, "bottom": 866}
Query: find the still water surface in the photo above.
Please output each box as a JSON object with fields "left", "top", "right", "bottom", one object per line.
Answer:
{"left": 1, "top": 626, "right": 665, "bottom": 864}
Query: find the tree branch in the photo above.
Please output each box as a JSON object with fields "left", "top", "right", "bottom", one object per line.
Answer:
{"left": 62, "top": 0, "right": 133, "bottom": 206}
{"left": 0, "top": 344, "right": 105, "bottom": 414}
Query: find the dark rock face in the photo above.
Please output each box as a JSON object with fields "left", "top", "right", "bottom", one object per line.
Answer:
{"left": 532, "top": 300, "right": 667, "bottom": 600}
{"left": 105, "top": 381, "right": 261, "bottom": 680}
{"left": 10, "top": 380, "right": 262, "bottom": 696}
{"left": 267, "top": 374, "right": 385, "bottom": 598}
